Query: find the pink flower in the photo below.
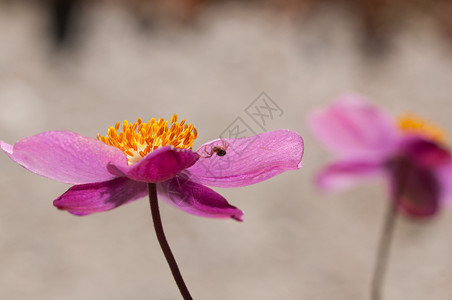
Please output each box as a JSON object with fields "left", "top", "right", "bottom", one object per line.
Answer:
{"left": 309, "top": 96, "right": 452, "bottom": 218}
{"left": 1, "top": 114, "right": 304, "bottom": 221}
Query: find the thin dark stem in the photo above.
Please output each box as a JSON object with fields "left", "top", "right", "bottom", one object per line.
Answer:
{"left": 370, "top": 196, "right": 398, "bottom": 300}
{"left": 148, "top": 183, "right": 193, "bottom": 300}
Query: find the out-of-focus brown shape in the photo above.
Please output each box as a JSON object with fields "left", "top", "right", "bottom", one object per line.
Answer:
{"left": 434, "top": 0, "right": 452, "bottom": 41}
{"left": 48, "top": 0, "right": 79, "bottom": 46}
{"left": 267, "top": 0, "right": 452, "bottom": 53}
{"left": 124, "top": 0, "right": 208, "bottom": 26}
{"left": 5, "top": 0, "right": 452, "bottom": 51}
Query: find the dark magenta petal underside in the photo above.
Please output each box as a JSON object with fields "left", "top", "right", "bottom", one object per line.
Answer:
{"left": 53, "top": 177, "right": 148, "bottom": 215}
{"left": 157, "top": 174, "right": 244, "bottom": 221}
{"left": 399, "top": 137, "right": 451, "bottom": 168}
{"left": 389, "top": 157, "right": 440, "bottom": 218}
{"left": 108, "top": 146, "right": 200, "bottom": 183}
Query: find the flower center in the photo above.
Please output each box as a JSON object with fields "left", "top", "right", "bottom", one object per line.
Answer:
{"left": 397, "top": 114, "right": 447, "bottom": 144}
{"left": 97, "top": 114, "right": 198, "bottom": 165}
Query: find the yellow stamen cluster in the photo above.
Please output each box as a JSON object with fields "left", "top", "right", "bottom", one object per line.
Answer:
{"left": 397, "top": 114, "right": 447, "bottom": 144}
{"left": 97, "top": 114, "right": 198, "bottom": 164}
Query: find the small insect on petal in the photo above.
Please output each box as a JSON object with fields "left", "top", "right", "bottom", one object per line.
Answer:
{"left": 201, "top": 139, "right": 228, "bottom": 158}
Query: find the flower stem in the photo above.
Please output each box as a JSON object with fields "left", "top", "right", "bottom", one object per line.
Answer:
{"left": 370, "top": 197, "right": 398, "bottom": 300}
{"left": 148, "top": 183, "right": 193, "bottom": 300}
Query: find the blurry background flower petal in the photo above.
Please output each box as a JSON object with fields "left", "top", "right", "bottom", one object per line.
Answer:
{"left": 29, "top": 0, "right": 452, "bottom": 52}
{"left": 311, "top": 97, "right": 452, "bottom": 219}
{"left": 309, "top": 95, "right": 398, "bottom": 160}
{"left": 316, "top": 160, "right": 384, "bottom": 191}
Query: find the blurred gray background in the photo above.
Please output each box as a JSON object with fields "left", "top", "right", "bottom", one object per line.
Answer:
{"left": 1, "top": 1, "right": 452, "bottom": 299}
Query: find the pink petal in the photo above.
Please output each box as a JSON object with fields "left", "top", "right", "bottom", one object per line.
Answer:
{"left": 309, "top": 95, "right": 398, "bottom": 160}
{"left": 436, "top": 163, "right": 452, "bottom": 206}
{"left": 0, "top": 140, "right": 13, "bottom": 156}
{"left": 108, "top": 146, "right": 199, "bottom": 183}
{"left": 157, "top": 174, "right": 244, "bottom": 221}
{"left": 53, "top": 177, "right": 148, "bottom": 215}
{"left": 316, "top": 160, "right": 384, "bottom": 191}
{"left": 1, "top": 131, "right": 128, "bottom": 184}
{"left": 186, "top": 130, "right": 303, "bottom": 188}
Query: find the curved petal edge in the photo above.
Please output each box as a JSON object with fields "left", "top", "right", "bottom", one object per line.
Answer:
{"left": 1, "top": 131, "right": 128, "bottom": 184}
{"left": 157, "top": 175, "right": 244, "bottom": 221}
{"left": 187, "top": 130, "right": 304, "bottom": 188}
{"left": 53, "top": 177, "right": 148, "bottom": 216}
{"left": 108, "top": 146, "right": 199, "bottom": 183}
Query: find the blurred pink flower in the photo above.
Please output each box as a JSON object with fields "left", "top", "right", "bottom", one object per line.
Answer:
{"left": 310, "top": 96, "right": 452, "bottom": 218}
{"left": 1, "top": 115, "right": 304, "bottom": 221}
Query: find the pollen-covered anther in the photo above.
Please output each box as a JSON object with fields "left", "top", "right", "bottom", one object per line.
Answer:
{"left": 97, "top": 114, "right": 198, "bottom": 164}
{"left": 397, "top": 114, "right": 447, "bottom": 144}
